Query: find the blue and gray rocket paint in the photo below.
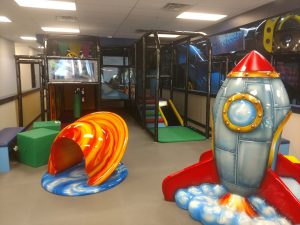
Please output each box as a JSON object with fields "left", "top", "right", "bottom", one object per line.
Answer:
{"left": 213, "top": 51, "right": 290, "bottom": 196}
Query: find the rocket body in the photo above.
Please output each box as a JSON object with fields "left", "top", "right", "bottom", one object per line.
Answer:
{"left": 213, "top": 51, "right": 290, "bottom": 196}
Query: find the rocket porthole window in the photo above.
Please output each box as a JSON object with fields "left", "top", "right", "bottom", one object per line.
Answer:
{"left": 223, "top": 93, "right": 263, "bottom": 132}
{"left": 228, "top": 100, "right": 256, "bottom": 126}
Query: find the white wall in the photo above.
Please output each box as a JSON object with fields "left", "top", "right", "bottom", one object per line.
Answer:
{"left": 15, "top": 43, "right": 42, "bottom": 126}
{"left": 20, "top": 64, "right": 33, "bottom": 92}
{"left": 0, "top": 37, "right": 17, "bottom": 98}
{"left": 282, "top": 113, "right": 300, "bottom": 159}
{"left": 16, "top": 44, "right": 41, "bottom": 92}
{"left": 0, "top": 101, "right": 18, "bottom": 130}
{"left": 15, "top": 43, "right": 40, "bottom": 56}
{"left": 22, "top": 92, "right": 41, "bottom": 127}
{"left": 161, "top": 89, "right": 170, "bottom": 100}
{"left": 188, "top": 94, "right": 207, "bottom": 124}
{"left": 172, "top": 91, "right": 185, "bottom": 115}
{"left": 0, "top": 37, "right": 41, "bottom": 129}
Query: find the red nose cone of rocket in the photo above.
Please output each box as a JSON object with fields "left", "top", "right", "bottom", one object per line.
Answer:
{"left": 231, "top": 50, "right": 274, "bottom": 72}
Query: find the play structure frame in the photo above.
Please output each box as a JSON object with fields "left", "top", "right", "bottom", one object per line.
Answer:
{"left": 14, "top": 55, "right": 45, "bottom": 127}
{"left": 134, "top": 30, "right": 212, "bottom": 141}
{"left": 100, "top": 46, "right": 136, "bottom": 110}
{"left": 42, "top": 35, "right": 101, "bottom": 121}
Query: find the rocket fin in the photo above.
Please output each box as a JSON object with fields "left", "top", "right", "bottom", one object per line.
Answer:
{"left": 258, "top": 169, "right": 300, "bottom": 224}
{"left": 275, "top": 153, "right": 300, "bottom": 183}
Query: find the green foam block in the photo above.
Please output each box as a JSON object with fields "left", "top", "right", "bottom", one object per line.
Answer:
{"left": 32, "top": 121, "right": 61, "bottom": 131}
{"left": 17, "top": 128, "right": 59, "bottom": 167}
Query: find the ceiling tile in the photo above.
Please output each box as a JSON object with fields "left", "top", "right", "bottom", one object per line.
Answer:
{"left": 0, "top": 0, "right": 278, "bottom": 46}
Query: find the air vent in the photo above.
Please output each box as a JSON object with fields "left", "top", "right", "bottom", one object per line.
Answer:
{"left": 162, "top": 3, "right": 191, "bottom": 11}
{"left": 56, "top": 16, "right": 78, "bottom": 23}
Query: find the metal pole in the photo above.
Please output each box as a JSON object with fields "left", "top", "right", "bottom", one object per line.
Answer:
{"left": 270, "top": 54, "right": 275, "bottom": 66}
{"left": 205, "top": 41, "right": 212, "bottom": 138}
{"left": 15, "top": 59, "right": 23, "bottom": 126}
{"left": 127, "top": 48, "right": 132, "bottom": 109}
{"left": 142, "top": 36, "right": 146, "bottom": 128}
{"left": 43, "top": 37, "right": 51, "bottom": 121}
{"left": 170, "top": 44, "right": 174, "bottom": 100}
{"left": 30, "top": 64, "right": 36, "bottom": 88}
{"left": 39, "top": 61, "right": 45, "bottom": 121}
{"left": 223, "top": 56, "right": 229, "bottom": 87}
{"left": 154, "top": 32, "right": 160, "bottom": 142}
{"left": 184, "top": 39, "right": 190, "bottom": 127}
{"left": 134, "top": 43, "right": 138, "bottom": 118}
{"left": 97, "top": 39, "right": 101, "bottom": 110}
{"left": 225, "top": 56, "right": 229, "bottom": 75}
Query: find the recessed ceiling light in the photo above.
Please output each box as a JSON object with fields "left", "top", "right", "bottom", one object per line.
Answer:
{"left": 0, "top": 16, "right": 12, "bottom": 22}
{"left": 41, "top": 27, "right": 80, "bottom": 33}
{"left": 20, "top": 36, "right": 36, "bottom": 41}
{"left": 15, "top": 0, "right": 76, "bottom": 11}
{"left": 177, "top": 12, "right": 227, "bottom": 21}
{"left": 149, "top": 34, "right": 179, "bottom": 38}
{"left": 38, "top": 46, "right": 44, "bottom": 49}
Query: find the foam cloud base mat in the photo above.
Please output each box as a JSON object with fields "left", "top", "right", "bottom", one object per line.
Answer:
{"left": 175, "top": 183, "right": 291, "bottom": 225}
{"left": 41, "top": 162, "right": 128, "bottom": 196}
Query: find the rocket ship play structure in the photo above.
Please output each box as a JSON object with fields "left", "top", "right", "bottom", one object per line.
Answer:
{"left": 162, "top": 51, "right": 300, "bottom": 224}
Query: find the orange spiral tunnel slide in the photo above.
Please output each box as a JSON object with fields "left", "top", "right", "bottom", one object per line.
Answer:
{"left": 48, "top": 112, "right": 128, "bottom": 186}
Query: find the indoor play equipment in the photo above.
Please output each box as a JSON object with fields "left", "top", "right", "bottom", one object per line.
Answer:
{"left": 145, "top": 98, "right": 204, "bottom": 142}
{"left": 145, "top": 99, "right": 167, "bottom": 128}
{"left": 101, "top": 48, "right": 133, "bottom": 101}
{"left": 42, "top": 111, "right": 128, "bottom": 196}
{"left": 45, "top": 35, "right": 101, "bottom": 122}
{"left": 134, "top": 30, "right": 210, "bottom": 142}
{"left": 245, "top": 12, "right": 300, "bottom": 57}
{"left": 273, "top": 14, "right": 300, "bottom": 53}
{"left": 162, "top": 51, "right": 300, "bottom": 224}
{"left": 73, "top": 88, "right": 82, "bottom": 119}
{"left": 160, "top": 99, "right": 183, "bottom": 126}
{"left": 14, "top": 55, "right": 45, "bottom": 125}
{"left": 145, "top": 99, "right": 183, "bottom": 128}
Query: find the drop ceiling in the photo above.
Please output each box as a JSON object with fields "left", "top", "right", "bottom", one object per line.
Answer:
{"left": 0, "top": 0, "right": 275, "bottom": 48}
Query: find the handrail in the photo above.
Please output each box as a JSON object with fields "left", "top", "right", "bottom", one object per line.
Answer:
{"left": 158, "top": 106, "right": 168, "bottom": 126}
{"left": 0, "top": 88, "right": 40, "bottom": 106}
{"left": 0, "top": 94, "right": 18, "bottom": 105}
{"left": 22, "top": 88, "right": 40, "bottom": 97}
{"left": 153, "top": 31, "right": 160, "bottom": 142}
{"left": 168, "top": 99, "right": 184, "bottom": 126}
{"left": 46, "top": 56, "right": 98, "bottom": 60}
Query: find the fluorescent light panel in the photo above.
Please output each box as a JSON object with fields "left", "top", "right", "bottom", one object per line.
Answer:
{"left": 0, "top": 16, "right": 12, "bottom": 22}
{"left": 15, "top": 0, "right": 76, "bottom": 11}
{"left": 177, "top": 12, "right": 227, "bottom": 21}
{"left": 20, "top": 36, "right": 36, "bottom": 40}
{"left": 150, "top": 34, "right": 179, "bottom": 38}
{"left": 42, "top": 27, "right": 80, "bottom": 33}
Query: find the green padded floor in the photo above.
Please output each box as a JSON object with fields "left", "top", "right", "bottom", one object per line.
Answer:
{"left": 149, "top": 126, "right": 206, "bottom": 143}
